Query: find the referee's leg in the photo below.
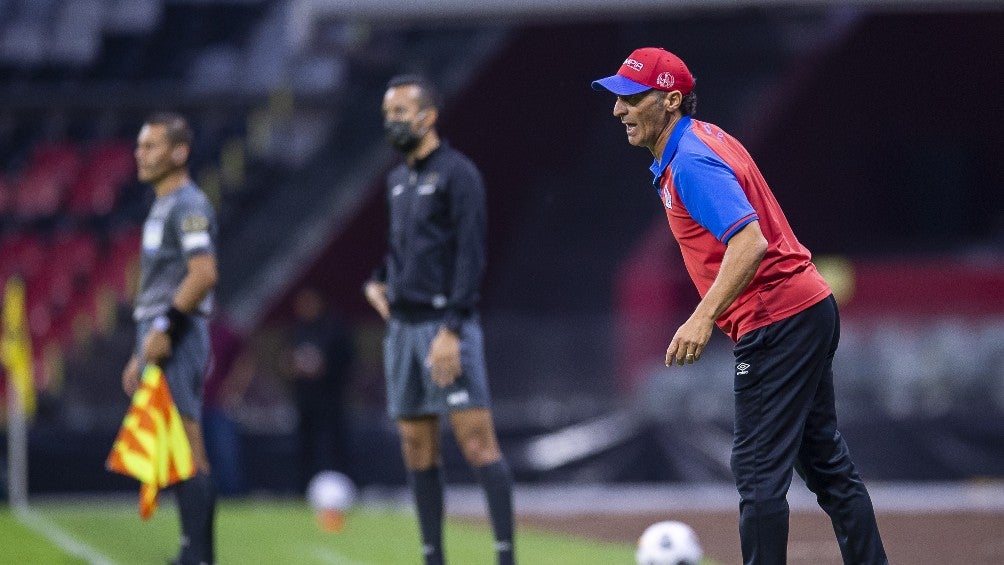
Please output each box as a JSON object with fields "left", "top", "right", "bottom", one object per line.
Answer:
{"left": 398, "top": 416, "right": 446, "bottom": 565}
{"left": 165, "top": 318, "right": 216, "bottom": 565}
{"left": 448, "top": 319, "right": 514, "bottom": 565}
{"left": 451, "top": 408, "right": 515, "bottom": 565}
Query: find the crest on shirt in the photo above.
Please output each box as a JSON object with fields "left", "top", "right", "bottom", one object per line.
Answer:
{"left": 659, "top": 183, "right": 672, "bottom": 210}
{"left": 181, "top": 214, "right": 209, "bottom": 233}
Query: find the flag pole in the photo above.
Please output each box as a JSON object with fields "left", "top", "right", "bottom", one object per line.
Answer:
{"left": 2, "top": 276, "right": 32, "bottom": 509}
{"left": 6, "top": 370, "right": 28, "bottom": 508}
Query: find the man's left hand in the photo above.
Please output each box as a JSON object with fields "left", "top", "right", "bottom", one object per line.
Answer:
{"left": 426, "top": 328, "right": 462, "bottom": 387}
{"left": 666, "top": 314, "right": 714, "bottom": 366}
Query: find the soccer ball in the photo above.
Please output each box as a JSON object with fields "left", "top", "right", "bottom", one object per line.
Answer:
{"left": 307, "top": 471, "right": 357, "bottom": 532}
{"left": 635, "top": 520, "right": 703, "bottom": 565}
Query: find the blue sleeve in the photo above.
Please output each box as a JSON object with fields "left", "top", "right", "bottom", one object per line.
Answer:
{"left": 672, "top": 149, "right": 757, "bottom": 243}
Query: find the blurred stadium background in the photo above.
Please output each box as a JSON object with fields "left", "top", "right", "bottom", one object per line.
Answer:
{"left": 0, "top": 0, "right": 1001, "bottom": 563}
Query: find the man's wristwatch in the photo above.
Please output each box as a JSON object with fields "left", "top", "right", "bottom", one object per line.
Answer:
{"left": 152, "top": 314, "right": 171, "bottom": 334}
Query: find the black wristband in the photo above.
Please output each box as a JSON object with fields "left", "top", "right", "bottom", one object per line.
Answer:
{"left": 165, "top": 306, "right": 191, "bottom": 343}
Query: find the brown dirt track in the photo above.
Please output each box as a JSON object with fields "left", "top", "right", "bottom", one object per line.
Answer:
{"left": 521, "top": 510, "right": 1004, "bottom": 564}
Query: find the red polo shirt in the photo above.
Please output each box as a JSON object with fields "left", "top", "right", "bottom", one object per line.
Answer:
{"left": 650, "top": 116, "right": 831, "bottom": 341}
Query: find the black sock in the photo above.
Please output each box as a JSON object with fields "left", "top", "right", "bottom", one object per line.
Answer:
{"left": 408, "top": 467, "right": 445, "bottom": 565}
{"left": 174, "top": 471, "right": 216, "bottom": 565}
{"left": 475, "top": 459, "right": 514, "bottom": 565}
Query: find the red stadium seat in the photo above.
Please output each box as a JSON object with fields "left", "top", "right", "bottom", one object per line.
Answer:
{"left": 2, "top": 234, "right": 47, "bottom": 281}
{"left": 68, "top": 140, "right": 135, "bottom": 216}
{"left": 51, "top": 230, "right": 99, "bottom": 278}
{"left": 14, "top": 141, "right": 82, "bottom": 218}
{"left": 97, "top": 227, "right": 142, "bottom": 301}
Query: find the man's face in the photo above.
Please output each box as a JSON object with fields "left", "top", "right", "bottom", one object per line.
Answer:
{"left": 612, "top": 89, "right": 669, "bottom": 151}
{"left": 382, "top": 85, "right": 425, "bottom": 127}
{"left": 135, "top": 124, "right": 181, "bottom": 184}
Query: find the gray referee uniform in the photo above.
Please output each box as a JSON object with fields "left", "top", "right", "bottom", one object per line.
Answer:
{"left": 134, "top": 182, "right": 217, "bottom": 419}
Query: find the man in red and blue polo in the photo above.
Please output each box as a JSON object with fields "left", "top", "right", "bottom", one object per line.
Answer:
{"left": 593, "top": 47, "right": 887, "bottom": 565}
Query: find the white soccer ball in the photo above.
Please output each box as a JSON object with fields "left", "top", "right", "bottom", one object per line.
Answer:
{"left": 635, "top": 520, "right": 703, "bottom": 565}
{"left": 307, "top": 471, "right": 357, "bottom": 511}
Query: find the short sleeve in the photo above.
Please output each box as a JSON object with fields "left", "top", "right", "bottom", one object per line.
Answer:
{"left": 172, "top": 194, "right": 216, "bottom": 258}
{"left": 672, "top": 152, "right": 757, "bottom": 243}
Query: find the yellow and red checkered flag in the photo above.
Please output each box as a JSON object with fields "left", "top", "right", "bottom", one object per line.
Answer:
{"left": 106, "top": 364, "right": 195, "bottom": 520}
{"left": 1, "top": 276, "right": 35, "bottom": 418}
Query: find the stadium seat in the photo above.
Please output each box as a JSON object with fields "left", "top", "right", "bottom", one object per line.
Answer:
{"left": 68, "top": 140, "right": 134, "bottom": 216}
{"left": 51, "top": 230, "right": 99, "bottom": 279}
{"left": 98, "top": 227, "right": 142, "bottom": 301}
{"left": 2, "top": 234, "right": 47, "bottom": 281}
{"left": 14, "top": 141, "right": 81, "bottom": 218}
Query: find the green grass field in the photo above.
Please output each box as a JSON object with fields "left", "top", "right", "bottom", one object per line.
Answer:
{"left": 2, "top": 498, "right": 645, "bottom": 564}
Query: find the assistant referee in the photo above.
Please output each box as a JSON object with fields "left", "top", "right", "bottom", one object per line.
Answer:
{"left": 123, "top": 112, "right": 218, "bottom": 565}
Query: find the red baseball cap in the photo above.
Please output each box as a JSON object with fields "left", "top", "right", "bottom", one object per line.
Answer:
{"left": 591, "top": 47, "right": 695, "bottom": 96}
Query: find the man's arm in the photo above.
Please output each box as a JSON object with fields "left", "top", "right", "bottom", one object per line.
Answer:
{"left": 427, "top": 161, "right": 486, "bottom": 387}
{"left": 143, "top": 253, "right": 218, "bottom": 363}
{"left": 365, "top": 189, "right": 393, "bottom": 321}
{"left": 443, "top": 161, "right": 487, "bottom": 333}
{"left": 666, "top": 220, "right": 766, "bottom": 366}
{"left": 174, "top": 253, "right": 219, "bottom": 312}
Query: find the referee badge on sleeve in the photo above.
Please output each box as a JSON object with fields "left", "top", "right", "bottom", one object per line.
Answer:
{"left": 181, "top": 214, "right": 211, "bottom": 252}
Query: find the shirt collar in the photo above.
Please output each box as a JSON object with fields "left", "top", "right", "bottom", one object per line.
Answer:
{"left": 649, "top": 115, "right": 692, "bottom": 185}
{"left": 412, "top": 140, "right": 447, "bottom": 169}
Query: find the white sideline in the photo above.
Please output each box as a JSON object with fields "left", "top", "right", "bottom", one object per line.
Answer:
{"left": 13, "top": 505, "right": 118, "bottom": 565}
{"left": 306, "top": 545, "right": 377, "bottom": 565}
{"left": 359, "top": 481, "right": 1004, "bottom": 517}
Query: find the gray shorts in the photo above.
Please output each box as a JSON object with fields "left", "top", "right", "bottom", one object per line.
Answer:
{"left": 383, "top": 316, "right": 491, "bottom": 419}
{"left": 135, "top": 315, "right": 210, "bottom": 420}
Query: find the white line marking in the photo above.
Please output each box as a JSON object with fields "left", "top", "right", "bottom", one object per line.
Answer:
{"left": 13, "top": 505, "right": 119, "bottom": 565}
{"left": 306, "top": 544, "right": 374, "bottom": 565}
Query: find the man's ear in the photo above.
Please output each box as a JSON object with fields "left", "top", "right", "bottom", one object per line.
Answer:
{"left": 664, "top": 91, "right": 683, "bottom": 113}
{"left": 419, "top": 107, "right": 438, "bottom": 128}
{"left": 171, "top": 144, "right": 189, "bottom": 165}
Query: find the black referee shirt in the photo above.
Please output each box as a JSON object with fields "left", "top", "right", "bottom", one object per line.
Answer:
{"left": 373, "top": 141, "right": 486, "bottom": 332}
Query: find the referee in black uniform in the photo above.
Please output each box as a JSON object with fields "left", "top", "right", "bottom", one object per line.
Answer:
{"left": 364, "top": 75, "right": 515, "bottom": 565}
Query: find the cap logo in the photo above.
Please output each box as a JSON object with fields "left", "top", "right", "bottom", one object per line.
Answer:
{"left": 623, "top": 58, "right": 644, "bottom": 71}
{"left": 656, "top": 72, "right": 675, "bottom": 89}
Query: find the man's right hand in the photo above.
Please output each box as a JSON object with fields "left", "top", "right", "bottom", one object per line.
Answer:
{"left": 364, "top": 281, "right": 390, "bottom": 321}
{"left": 122, "top": 356, "right": 141, "bottom": 396}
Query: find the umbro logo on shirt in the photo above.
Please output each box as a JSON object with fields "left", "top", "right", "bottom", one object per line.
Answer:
{"left": 736, "top": 362, "right": 751, "bottom": 375}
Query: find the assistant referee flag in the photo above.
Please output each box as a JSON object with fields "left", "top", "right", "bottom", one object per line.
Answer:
{"left": 106, "top": 364, "right": 195, "bottom": 520}
{"left": 1, "top": 276, "right": 35, "bottom": 417}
